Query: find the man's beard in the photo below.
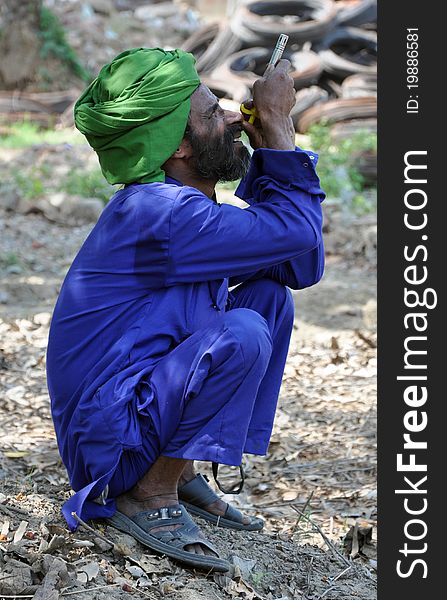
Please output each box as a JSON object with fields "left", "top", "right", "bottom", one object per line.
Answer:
{"left": 185, "top": 124, "right": 251, "bottom": 182}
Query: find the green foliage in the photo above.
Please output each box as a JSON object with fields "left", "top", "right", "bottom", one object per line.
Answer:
{"left": 4, "top": 162, "right": 117, "bottom": 204}
{"left": 308, "top": 123, "right": 377, "bottom": 215}
{"left": 0, "top": 121, "right": 83, "bottom": 148}
{"left": 1, "top": 123, "right": 117, "bottom": 203}
{"left": 38, "top": 7, "right": 92, "bottom": 83}
{"left": 0, "top": 252, "right": 23, "bottom": 269}
{"left": 12, "top": 168, "right": 48, "bottom": 200}
{"left": 61, "top": 170, "right": 117, "bottom": 204}
{"left": 250, "top": 570, "right": 273, "bottom": 587}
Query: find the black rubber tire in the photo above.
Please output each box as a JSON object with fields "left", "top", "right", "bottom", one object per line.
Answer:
{"left": 341, "top": 73, "right": 377, "bottom": 97}
{"left": 212, "top": 47, "right": 270, "bottom": 87}
{"left": 211, "top": 47, "right": 322, "bottom": 90}
{"left": 291, "top": 86, "right": 329, "bottom": 129}
{"left": 318, "top": 75, "right": 344, "bottom": 98}
{"left": 335, "top": 0, "right": 377, "bottom": 27}
{"left": 290, "top": 50, "right": 324, "bottom": 89}
{"left": 230, "top": 0, "right": 338, "bottom": 45}
{"left": 196, "top": 27, "right": 244, "bottom": 74}
{"left": 316, "top": 26, "right": 377, "bottom": 77}
{"left": 329, "top": 117, "right": 376, "bottom": 141}
{"left": 182, "top": 24, "right": 243, "bottom": 75}
{"left": 200, "top": 75, "right": 251, "bottom": 104}
{"left": 355, "top": 148, "right": 377, "bottom": 183}
{"left": 0, "top": 90, "right": 77, "bottom": 114}
{"left": 296, "top": 95, "right": 377, "bottom": 132}
{"left": 181, "top": 22, "right": 220, "bottom": 60}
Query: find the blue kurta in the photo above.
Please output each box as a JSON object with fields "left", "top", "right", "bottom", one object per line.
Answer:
{"left": 46, "top": 147, "right": 325, "bottom": 530}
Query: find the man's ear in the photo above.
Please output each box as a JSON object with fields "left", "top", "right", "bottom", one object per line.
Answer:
{"left": 172, "top": 138, "right": 193, "bottom": 159}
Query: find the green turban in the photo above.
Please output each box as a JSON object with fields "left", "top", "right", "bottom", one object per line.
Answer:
{"left": 74, "top": 48, "right": 201, "bottom": 185}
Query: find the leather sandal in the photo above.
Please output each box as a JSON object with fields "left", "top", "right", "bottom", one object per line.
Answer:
{"left": 105, "top": 503, "right": 229, "bottom": 572}
{"left": 178, "top": 474, "right": 264, "bottom": 531}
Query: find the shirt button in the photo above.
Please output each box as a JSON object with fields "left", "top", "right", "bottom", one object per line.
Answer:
{"left": 212, "top": 304, "right": 220, "bottom": 310}
{"left": 303, "top": 162, "right": 308, "bottom": 167}
{"left": 310, "top": 156, "right": 315, "bottom": 160}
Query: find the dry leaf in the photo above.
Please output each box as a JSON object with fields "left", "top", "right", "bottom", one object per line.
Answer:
{"left": 1, "top": 520, "right": 10, "bottom": 540}
{"left": 343, "top": 521, "right": 373, "bottom": 558}
{"left": 125, "top": 562, "right": 145, "bottom": 578}
{"left": 4, "top": 451, "right": 30, "bottom": 458}
{"left": 47, "top": 534, "right": 65, "bottom": 553}
{"left": 137, "top": 554, "right": 173, "bottom": 575}
{"left": 231, "top": 555, "right": 257, "bottom": 580}
{"left": 77, "top": 561, "right": 100, "bottom": 582}
{"left": 13, "top": 520, "right": 28, "bottom": 544}
{"left": 76, "top": 571, "right": 88, "bottom": 584}
{"left": 282, "top": 491, "right": 298, "bottom": 501}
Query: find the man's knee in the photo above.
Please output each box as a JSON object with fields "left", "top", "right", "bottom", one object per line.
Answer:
{"left": 246, "top": 278, "right": 295, "bottom": 323}
{"left": 223, "top": 308, "right": 272, "bottom": 366}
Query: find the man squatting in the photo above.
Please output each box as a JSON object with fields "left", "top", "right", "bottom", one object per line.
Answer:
{"left": 46, "top": 48, "right": 325, "bottom": 572}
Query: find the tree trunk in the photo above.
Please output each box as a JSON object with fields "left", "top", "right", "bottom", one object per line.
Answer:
{"left": 0, "top": 0, "right": 43, "bottom": 90}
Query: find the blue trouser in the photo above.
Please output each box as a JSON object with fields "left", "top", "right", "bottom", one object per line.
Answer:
{"left": 108, "top": 277, "right": 294, "bottom": 497}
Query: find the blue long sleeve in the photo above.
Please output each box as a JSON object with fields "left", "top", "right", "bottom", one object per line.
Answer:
{"left": 166, "top": 147, "right": 325, "bottom": 286}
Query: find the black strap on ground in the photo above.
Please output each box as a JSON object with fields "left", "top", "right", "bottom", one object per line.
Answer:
{"left": 211, "top": 462, "right": 245, "bottom": 494}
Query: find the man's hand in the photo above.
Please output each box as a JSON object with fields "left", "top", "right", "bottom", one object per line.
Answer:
{"left": 242, "top": 59, "right": 296, "bottom": 151}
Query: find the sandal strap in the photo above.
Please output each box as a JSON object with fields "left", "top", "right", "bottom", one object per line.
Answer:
{"left": 178, "top": 474, "right": 220, "bottom": 507}
{"left": 212, "top": 462, "right": 245, "bottom": 495}
{"left": 130, "top": 504, "right": 218, "bottom": 555}
{"left": 179, "top": 474, "right": 253, "bottom": 527}
{"left": 223, "top": 503, "right": 246, "bottom": 525}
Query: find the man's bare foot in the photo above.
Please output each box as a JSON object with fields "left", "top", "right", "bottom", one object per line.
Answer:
{"left": 178, "top": 461, "right": 251, "bottom": 526}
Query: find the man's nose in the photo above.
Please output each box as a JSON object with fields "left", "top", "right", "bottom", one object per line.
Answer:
{"left": 224, "top": 109, "right": 243, "bottom": 126}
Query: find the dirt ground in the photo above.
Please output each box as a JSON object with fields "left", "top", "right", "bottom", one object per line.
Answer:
{"left": 0, "top": 138, "right": 376, "bottom": 599}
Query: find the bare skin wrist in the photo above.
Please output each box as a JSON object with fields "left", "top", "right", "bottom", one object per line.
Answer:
{"left": 261, "top": 115, "right": 295, "bottom": 151}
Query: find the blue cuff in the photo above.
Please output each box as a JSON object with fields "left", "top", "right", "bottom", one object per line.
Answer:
{"left": 235, "top": 147, "right": 324, "bottom": 202}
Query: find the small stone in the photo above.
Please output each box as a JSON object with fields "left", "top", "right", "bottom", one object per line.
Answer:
{"left": 5, "top": 264, "right": 22, "bottom": 274}
{"left": 0, "top": 558, "right": 33, "bottom": 596}
{"left": 33, "top": 312, "right": 52, "bottom": 327}
{"left": 94, "top": 536, "right": 113, "bottom": 551}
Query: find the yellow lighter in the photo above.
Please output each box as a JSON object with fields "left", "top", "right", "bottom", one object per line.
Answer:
{"left": 240, "top": 33, "right": 289, "bottom": 124}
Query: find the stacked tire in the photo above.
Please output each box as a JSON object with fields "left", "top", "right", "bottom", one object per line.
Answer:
{"left": 181, "top": 0, "right": 377, "bottom": 134}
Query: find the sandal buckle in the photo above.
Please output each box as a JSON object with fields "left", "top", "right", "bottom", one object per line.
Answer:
{"left": 160, "top": 507, "right": 170, "bottom": 519}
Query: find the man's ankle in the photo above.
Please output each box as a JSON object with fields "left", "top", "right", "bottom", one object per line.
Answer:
{"left": 131, "top": 483, "right": 178, "bottom": 502}
{"left": 178, "top": 462, "right": 196, "bottom": 487}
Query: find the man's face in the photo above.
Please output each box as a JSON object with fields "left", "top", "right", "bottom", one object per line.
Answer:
{"left": 185, "top": 84, "right": 251, "bottom": 182}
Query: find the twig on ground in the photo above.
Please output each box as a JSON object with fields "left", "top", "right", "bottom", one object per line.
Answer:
{"left": 315, "top": 566, "right": 356, "bottom": 599}
{"left": 290, "top": 506, "right": 352, "bottom": 569}
{"left": 70, "top": 512, "right": 115, "bottom": 550}
{"left": 303, "top": 556, "right": 314, "bottom": 599}
{"left": 355, "top": 329, "right": 377, "bottom": 348}
{"left": 121, "top": 581, "right": 159, "bottom": 599}
{"left": 317, "top": 586, "right": 335, "bottom": 600}
{"left": 331, "top": 565, "right": 353, "bottom": 583}
{"left": 0, "top": 502, "right": 28, "bottom": 517}
{"left": 0, "top": 596, "right": 34, "bottom": 599}
{"left": 0, "top": 503, "right": 14, "bottom": 518}
{"left": 292, "top": 491, "right": 314, "bottom": 532}
{"left": 60, "top": 583, "right": 121, "bottom": 596}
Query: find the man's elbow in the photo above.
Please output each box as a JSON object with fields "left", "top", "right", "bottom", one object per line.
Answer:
{"left": 309, "top": 263, "right": 325, "bottom": 287}
{"left": 293, "top": 267, "right": 324, "bottom": 290}
{"left": 289, "top": 242, "right": 325, "bottom": 290}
